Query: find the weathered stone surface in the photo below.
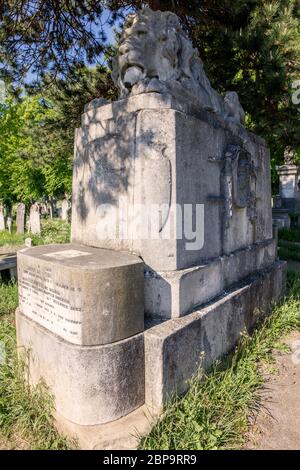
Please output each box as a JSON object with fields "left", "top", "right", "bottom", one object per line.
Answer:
{"left": 278, "top": 165, "right": 300, "bottom": 199}
{"left": 272, "top": 209, "right": 291, "bottom": 229}
{"left": 6, "top": 216, "right": 12, "bottom": 233}
{"left": 276, "top": 164, "right": 300, "bottom": 214}
{"left": 29, "top": 203, "right": 41, "bottom": 234}
{"left": 61, "top": 199, "right": 70, "bottom": 221}
{"left": 17, "top": 244, "right": 144, "bottom": 345}
{"left": 145, "top": 239, "right": 277, "bottom": 319}
{"left": 144, "top": 260, "right": 287, "bottom": 409}
{"left": 16, "top": 203, "right": 26, "bottom": 234}
{"left": 111, "top": 8, "right": 245, "bottom": 126}
{"left": 16, "top": 309, "right": 145, "bottom": 425}
{"left": 54, "top": 405, "right": 157, "bottom": 450}
{"left": 72, "top": 93, "right": 271, "bottom": 272}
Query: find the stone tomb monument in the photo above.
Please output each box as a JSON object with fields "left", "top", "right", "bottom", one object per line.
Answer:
{"left": 16, "top": 8, "right": 286, "bottom": 448}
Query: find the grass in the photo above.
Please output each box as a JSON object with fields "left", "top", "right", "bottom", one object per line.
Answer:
{"left": 278, "top": 239, "right": 300, "bottom": 261}
{"left": 140, "top": 271, "right": 300, "bottom": 450}
{"left": 0, "top": 283, "right": 73, "bottom": 450}
{"left": 0, "top": 283, "right": 18, "bottom": 317}
{"left": 0, "top": 219, "right": 70, "bottom": 248}
{"left": 30, "top": 219, "right": 71, "bottom": 246}
{"left": 279, "top": 227, "right": 300, "bottom": 243}
{"left": 0, "top": 231, "right": 25, "bottom": 248}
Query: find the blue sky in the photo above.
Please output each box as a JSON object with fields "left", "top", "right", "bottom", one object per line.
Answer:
{"left": 25, "top": 7, "right": 120, "bottom": 84}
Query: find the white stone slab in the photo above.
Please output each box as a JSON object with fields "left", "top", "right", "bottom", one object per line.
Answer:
{"left": 17, "top": 244, "right": 144, "bottom": 345}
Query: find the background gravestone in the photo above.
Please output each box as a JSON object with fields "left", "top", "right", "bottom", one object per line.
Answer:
{"left": 16, "top": 203, "right": 26, "bottom": 234}
{"left": 29, "top": 203, "right": 41, "bottom": 234}
{"left": 6, "top": 217, "right": 12, "bottom": 234}
{"left": 0, "top": 204, "right": 5, "bottom": 231}
{"left": 61, "top": 199, "right": 70, "bottom": 221}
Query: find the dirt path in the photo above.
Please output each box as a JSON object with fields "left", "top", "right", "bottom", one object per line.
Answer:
{"left": 246, "top": 331, "right": 300, "bottom": 450}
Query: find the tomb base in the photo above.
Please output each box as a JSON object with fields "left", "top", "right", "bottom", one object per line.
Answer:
{"left": 16, "top": 309, "right": 145, "bottom": 426}
{"left": 145, "top": 260, "right": 287, "bottom": 409}
{"left": 145, "top": 239, "right": 276, "bottom": 319}
{"left": 16, "top": 243, "right": 145, "bottom": 426}
{"left": 16, "top": 259, "right": 286, "bottom": 448}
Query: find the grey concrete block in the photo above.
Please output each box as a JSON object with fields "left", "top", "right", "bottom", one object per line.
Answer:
{"left": 16, "top": 309, "right": 145, "bottom": 426}
{"left": 17, "top": 244, "right": 144, "bottom": 346}
{"left": 145, "top": 239, "right": 277, "bottom": 319}
{"left": 72, "top": 92, "right": 272, "bottom": 272}
{"left": 144, "top": 260, "right": 287, "bottom": 409}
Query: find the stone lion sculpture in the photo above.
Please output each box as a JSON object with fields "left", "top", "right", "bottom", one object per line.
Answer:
{"left": 112, "top": 7, "right": 245, "bottom": 126}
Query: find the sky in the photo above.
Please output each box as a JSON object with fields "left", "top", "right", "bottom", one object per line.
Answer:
{"left": 25, "top": 7, "right": 120, "bottom": 85}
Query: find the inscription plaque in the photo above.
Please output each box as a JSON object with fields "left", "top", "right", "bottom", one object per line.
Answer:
{"left": 17, "top": 244, "right": 144, "bottom": 345}
{"left": 44, "top": 250, "right": 91, "bottom": 260}
{"left": 19, "top": 264, "right": 83, "bottom": 343}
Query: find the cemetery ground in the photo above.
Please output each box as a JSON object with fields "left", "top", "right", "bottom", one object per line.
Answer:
{"left": 0, "top": 241, "right": 299, "bottom": 449}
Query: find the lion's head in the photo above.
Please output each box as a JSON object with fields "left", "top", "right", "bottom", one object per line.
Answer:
{"left": 111, "top": 8, "right": 245, "bottom": 126}
{"left": 112, "top": 8, "right": 210, "bottom": 102}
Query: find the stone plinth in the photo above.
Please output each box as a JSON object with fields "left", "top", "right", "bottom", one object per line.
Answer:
{"left": 145, "top": 239, "right": 276, "bottom": 319}
{"left": 277, "top": 165, "right": 300, "bottom": 200}
{"left": 71, "top": 93, "right": 272, "bottom": 272}
{"left": 16, "top": 309, "right": 145, "bottom": 426}
{"left": 145, "top": 260, "right": 287, "bottom": 409}
{"left": 16, "top": 243, "right": 145, "bottom": 426}
{"left": 17, "top": 244, "right": 144, "bottom": 346}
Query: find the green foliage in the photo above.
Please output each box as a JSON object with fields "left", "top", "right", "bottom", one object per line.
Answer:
{"left": 0, "top": 1, "right": 107, "bottom": 81}
{"left": 0, "top": 94, "right": 72, "bottom": 204}
{"left": 278, "top": 239, "right": 300, "bottom": 261}
{"left": 140, "top": 271, "right": 300, "bottom": 450}
{"left": 0, "top": 65, "right": 116, "bottom": 205}
{"left": 279, "top": 228, "right": 300, "bottom": 243}
{"left": 0, "top": 220, "right": 70, "bottom": 247}
{"left": 31, "top": 220, "right": 71, "bottom": 246}
{"left": 0, "top": 283, "right": 18, "bottom": 317}
{"left": 1, "top": 1, "right": 299, "bottom": 193}
{"left": 189, "top": 0, "right": 300, "bottom": 164}
{"left": 0, "top": 231, "right": 24, "bottom": 247}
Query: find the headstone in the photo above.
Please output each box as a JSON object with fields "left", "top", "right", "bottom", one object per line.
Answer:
{"left": 274, "top": 195, "right": 282, "bottom": 209}
{"left": 272, "top": 212, "right": 291, "bottom": 229}
{"left": 6, "top": 217, "right": 12, "bottom": 234}
{"left": 0, "top": 204, "right": 5, "bottom": 231}
{"left": 16, "top": 8, "right": 287, "bottom": 445}
{"left": 25, "top": 237, "right": 32, "bottom": 247}
{"left": 273, "top": 164, "right": 300, "bottom": 227}
{"left": 16, "top": 203, "right": 26, "bottom": 234}
{"left": 61, "top": 199, "right": 70, "bottom": 221}
{"left": 29, "top": 203, "right": 41, "bottom": 234}
{"left": 277, "top": 164, "right": 300, "bottom": 199}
